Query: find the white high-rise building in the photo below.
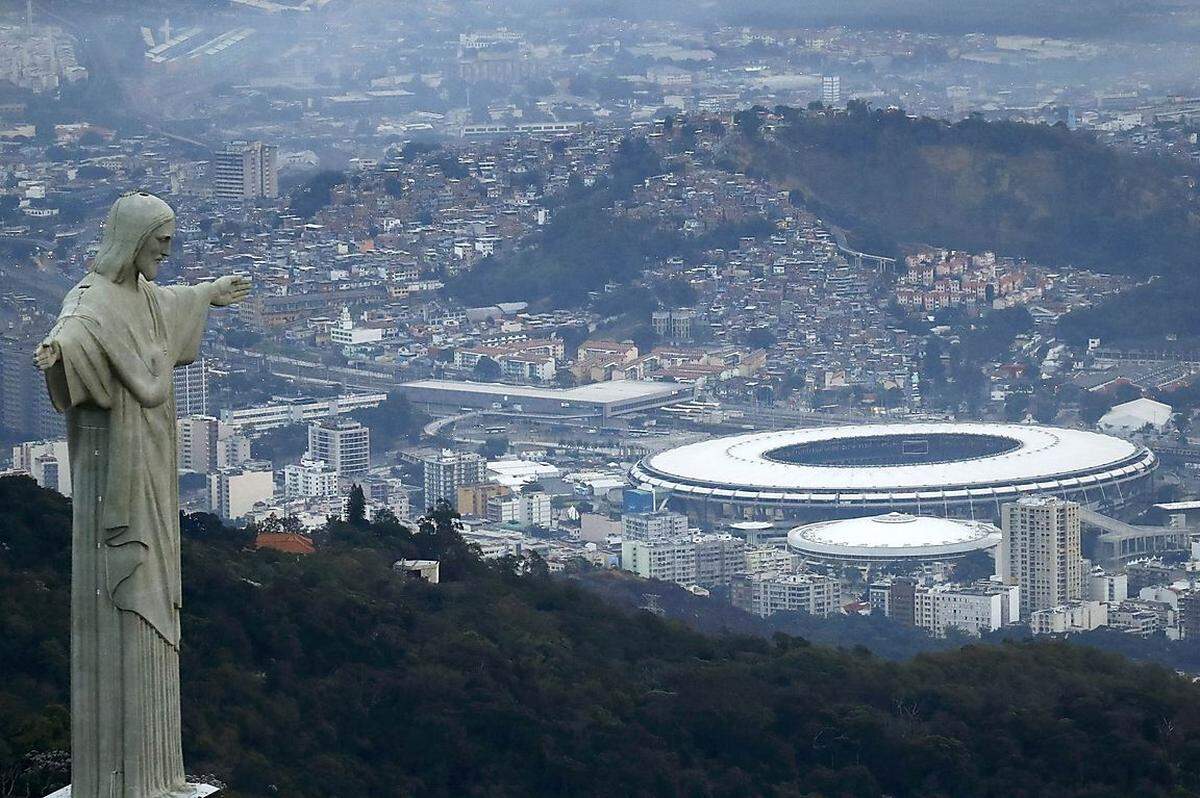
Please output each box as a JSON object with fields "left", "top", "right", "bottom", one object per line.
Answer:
{"left": 208, "top": 460, "right": 274, "bottom": 520}
{"left": 12, "top": 439, "right": 70, "bottom": 496}
{"left": 284, "top": 457, "right": 340, "bottom": 500}
{"left": 744, "top": 545, "right": 796, "bottom": 575}
{"left": 173, "top": 359, "right": 208, "bottom": 418}
{"left": 307, "top": 418, "right": 370, "bottom": 476}
{"left": 422, "top": 450, "right": 486, "bottom": 509}
{"left": 821, "top": 75, "right": 841, "bottom": 106}
{"left": 214, "top": 141, "right": 278, "bottom": 200}
{"left": 1002, "top": 497, "right": 1083, "bottom": 616}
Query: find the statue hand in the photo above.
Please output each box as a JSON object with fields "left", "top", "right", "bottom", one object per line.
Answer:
{"left": 210, "top": 275, "right": 252, "bottom": 307}
{"left": 33, "top": 339, "right": 60, "bottom": 371}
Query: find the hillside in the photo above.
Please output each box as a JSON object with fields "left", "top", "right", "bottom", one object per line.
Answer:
{"left": 5, "top": 476, "right": 1200, "bottom": 797}
{"left": 728, "top": 106, "right": 1200, "bottom": 342}
{"left": 735, "top": 106, "right": 1199, "bottom": 279}
{"left": 449, "top": 109, "right": 1200, "bottom": 341}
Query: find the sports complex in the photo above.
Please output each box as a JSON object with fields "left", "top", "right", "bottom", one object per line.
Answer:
{"left": 629, "top": 423, "right": 1157, "bottom": 522}
{"left": 787, "top": 513, "right": 1002, "bottom": 568}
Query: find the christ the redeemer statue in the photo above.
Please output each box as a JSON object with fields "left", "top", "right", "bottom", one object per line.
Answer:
{"left": 35, "top": 192, "right": 251, "bottom": 798}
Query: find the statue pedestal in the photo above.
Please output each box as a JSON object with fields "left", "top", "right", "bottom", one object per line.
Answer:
{"left": 45, "top": 784, "right": 219, "bottom": 797}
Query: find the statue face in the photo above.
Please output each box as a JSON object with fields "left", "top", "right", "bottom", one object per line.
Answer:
{"left": 134, "top": 220, "right": 175, "bottom": 281}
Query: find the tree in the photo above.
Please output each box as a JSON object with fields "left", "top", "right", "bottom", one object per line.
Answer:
{"left": 746, "top": 328, "right": 777, "bottom": 350}
{"left": 472, "top": 356, "right": 501, "bottom": 382}
{"left": 288, "top": 170, "right": 345, "bottom": 219}
{"left": 480, "top": 436, "right": 508, "bottom": 459}
{"left": 347, "top": 484, "right": 367, "bottom": 528}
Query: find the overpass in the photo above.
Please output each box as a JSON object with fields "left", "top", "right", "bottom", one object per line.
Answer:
{"left": 829, "top": 225, "right": 897, "bottom": 274}
{"left": 1150, "top": 443, "right": 1200, "bottom": 464}
{"left": 1081, "top": 507, "right": 1189, "bottom": 567}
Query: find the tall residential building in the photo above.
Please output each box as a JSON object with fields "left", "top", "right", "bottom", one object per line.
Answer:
{"left": 887, "top": 577, "right": 918, "bottom": 626}
{"left": 177, "top": 415, "right": 250, "bottom": 474}
{"left": 363, "top": 476, "right": 414, "bottom": 520}
{"left": 208, "top": 460, "right": 274, "bottom": 520}
{"left": 744, "top": 545, "right": 796, "bottom": 575}
{"left": 694, "top": 534, "right": 746, "bottom": 588}
{"left": 821, "top": 75, "right": 841, "bottom": 105}
{"left": 173, "top": 359, "right": 208, "bottom": 418}
{"left": 731, "top": 571, "right": 838, "bottom": 619}
{"left": 422, "top": 450, "right": 486, "bottom": 509}
{"left": 1002, "top": 497, "right": 1083, "bottom": 616}
{"left": 11, "top": 439, "right": 70, "bottom": 496}
{"left": 622, "top": 511, "right": 689, "bottom": 543}
{"left": 307, "top": 418, "right": 370, "bottom": 476}
{"left": 1179, "top": 591, "right": 1200, "bottom": 640}
{"left": 214, "top": 141, "right": 278, "bottom": 200}
{"left": 0, "top": 332, "right": 64, "bottom": 440}
{"left": 284, "top": 457, "right": 339, "bottom": 500}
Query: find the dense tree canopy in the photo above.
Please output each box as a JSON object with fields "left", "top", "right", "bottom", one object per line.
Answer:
{"left": 5, "top": 477, "right": 1200, "bottom": 797}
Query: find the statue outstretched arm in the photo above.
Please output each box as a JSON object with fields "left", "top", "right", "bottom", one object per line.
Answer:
{"left": 207, "top": 274, "right": 252, "bottom": 307}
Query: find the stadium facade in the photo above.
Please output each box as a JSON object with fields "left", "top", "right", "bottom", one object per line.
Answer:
{"left": 629, "top": 423, "right": 1156, "bottom": 522}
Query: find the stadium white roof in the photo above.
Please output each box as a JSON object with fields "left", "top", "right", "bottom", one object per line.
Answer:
{"left": 788, "top": 513, "right": 1000, "bottom": 560}
{"left": 631, "top": 423, "right": 1155, "bottom": 505}
{"left": 401, "top": 379, "right": 688, "bottom": 404}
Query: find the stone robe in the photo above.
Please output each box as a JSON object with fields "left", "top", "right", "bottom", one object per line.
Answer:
{"left": 44, "top": 271, "right": 211, "bottom": 798}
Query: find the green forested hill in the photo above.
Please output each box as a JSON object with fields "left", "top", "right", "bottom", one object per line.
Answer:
{"left": 4, "top": 476, "right": 1200, "bottom": 797}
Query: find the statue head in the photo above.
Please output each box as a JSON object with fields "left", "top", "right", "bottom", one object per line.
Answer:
{"left": 91, "top": 192, "right": 176, "bottom": 285}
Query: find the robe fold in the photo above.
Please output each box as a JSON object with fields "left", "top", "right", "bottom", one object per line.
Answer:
{"left": 45, "top": 272, "right": 211, "bottom": 798}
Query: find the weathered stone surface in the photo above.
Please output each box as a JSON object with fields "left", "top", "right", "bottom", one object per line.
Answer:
{"left": 36, "top": 192, "right": 250, "bottom": 798}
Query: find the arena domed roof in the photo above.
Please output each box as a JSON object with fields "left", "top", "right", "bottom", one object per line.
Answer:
{"left": 788, "top": 512, "right": 1000, "bottom": 562}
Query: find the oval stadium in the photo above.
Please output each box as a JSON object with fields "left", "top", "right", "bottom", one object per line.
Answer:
{"left": 787, "top": 513, "right": 1001, "bottom": 568}
{"left": 629, "top": 423, "right": 1156, "bottom": 522}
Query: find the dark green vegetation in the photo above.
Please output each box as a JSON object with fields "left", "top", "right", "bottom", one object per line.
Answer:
{"left": 287, "top": 170, "right": 347, "bottom": 219}
{"left": 6, "top": 476, "right": 1200, "bottom": 797}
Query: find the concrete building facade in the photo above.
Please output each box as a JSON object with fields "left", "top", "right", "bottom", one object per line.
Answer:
{"left": 1002, "top": 497, "right": 1083, "bottom": 616}
{"left": 308, "top": 418, "right": 370, "bottom": 476}
{"left": 423, "top": 450, "right": 486, "bottom": 509}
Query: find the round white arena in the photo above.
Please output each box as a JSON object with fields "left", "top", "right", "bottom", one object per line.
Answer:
{"left": 787, "top": 513, "right": 1001, "bottom": 567}
{"left": 630, "top": 423, "right": 1156, "bottom": 521}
